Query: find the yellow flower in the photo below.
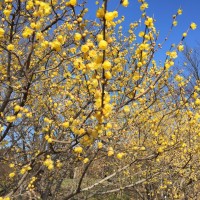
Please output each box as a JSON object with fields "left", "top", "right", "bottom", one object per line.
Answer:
{"left": 177, "top": 9, "right": 182, "bottom": 15}
{"left": 102, "top": 60, "right": 111, "bottom": 70}
{"left": 35, "top": 21, "right": 42, "bottom": 30}
{"left": 6, "top": 116, "right": 16, "bottom": 123}
{"left": 74, "top": 146, "right": 83, "bottom": 153}
{"left": 56, "top": 160, "right": 63, "bottom": 168}
{"left": 96, "top": 8, "right": 105, "bottom": 18}
{"left": 43, "top": 157, "right": 54, "bottom": 170}
{"left": 44, "top": 117, "right": 52, "bottom": 123}
{"left": 190, "top": 22, "right": 197, "bottom": 30}
{"left": 30, "top": 22, "right": 36, "bottom": 29}
{"left": 48, "top": 164, "right": 54, "bottom": 170}
{"left": 103, "top": 104, "right": 112, "bottom": 116}
{"left": 157, "top": 147, "right": 164, "bottom": 153}
{"left": 105, "top": 71, "right": 112, "bottom": 79}
{"left": 50, "top": 40, "right": 62, "bottom": 51}
{"left": 7, "top": 44, "right": 14, "bottom": 51}
{"left": 173, "top": 21, "right": 177, "bottom": 27}
{"left": 195, "top": 99, "right": 200, "bottom": 106}
{"left": 140, "top": 2, "right": 148, "bottom": 11}
{"left": 108, "top": 147, "right": 114, "bottom": 156}
{"left": 140, "top": 146, "right": 146, "bottom": 151}
{"left": 98, "top": 142, "right": 103, "bottom": 149}
{"left": 165, "top": 60, "right": 174, "bottom": 70}
{"left": 17, "top": 113, "right": 22, "bottom": 118}
{"left": 38, "top": 2, "right": 51, "bottom": 16}
{"left": 20, "top": 168, "right": 26, "bottom": 175}
{"left": 113, "top": 11, "right": 118, "bottom": 18}
{"left": 106, "top": 131, "right": 113, "bottom": 137}
{"left": 117, "top": 153, "right": 124, "bottom": 159}
{"left": 81, "top": 44, "right": 89, "bottom": 53}
{"left": 106, "top": 123, "right": 112, "bottom": 129}
{"left": 22, "top": 27, "right": 34, "bottom": 38}
{"left": 122, "top": 0, "right": 129, "bottom": 7}
{"left": 124, "top": 105, "right": 130, "bottom": 113}
{"left": 182, "top": 32, "right": 187, "bottom": 37}
{"left": 98, "top": 40, "right": 108, "bottom": 50}
{"left": 77, "top": 17, "right": 82, "bottom": 22}
{"left": 170, "top": 51, "right": 177, "bottom": 59}
{"left": 44, "top": 158, "right": 53, "bottom": 167}
{"left": 138, "top": 31, "right": 145, "bottom": 37}
{"left": 145, "top": 17, "right": 154, "bottom": 28}
{"left": 167, "top": 51, "right": 177, "bottom": 59}
{"left": 66, "top": 23, "right": 73, "bottom": 30}
{"left": 57, "top": 35, "right": 64, "bottom": 43}
{"left": 9, "top": 163, "right": 15, "bottom": 168}
{"left": 0, "top": 28, "right": 5, "bottom": 38}
{"left": 105, "top": 12, "right": 115, "bottom": 22}
{"left": 177, "top": 45, "right": 184, "bottom": 52}
{"left": 74, "top": 33, "right": 82, "bottom": 41}
{"left": 83, "top": 158, "right": 89, "bottom": 164}
{"left": 137, "top": 62, "right": 143, "bottom": 68}
{"left": 26, "top": 1, "right": 34, "bottom": 10}
{"left": 48, "top": 138, "right": 53, "bottom": 143}
{"left": 9, "top": 172, "right": 15, "bottom": 178}
{"left": 45, "top": 135, "right": 50, "bottom": 140}
{"left": 3, "top": 9, "right": 11, "bottom": 19}
{"left": 97, "top": 34, "right": 103, "bottom": 42}
{"left": 41, "top": 41, "right": 49, "bottom": 48}
{"left": 69, "top": 0, "right": 77, "bottom": 6}
{"left": 62, "top": 121, "right": 69, "bottom": 128}
{"left": 36, "top": 32, "right": 43, "bottom": 40}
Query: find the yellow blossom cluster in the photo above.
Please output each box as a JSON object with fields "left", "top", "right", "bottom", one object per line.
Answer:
{"left": 20, "top": 165, "right": 32, "bottom": 175}
{"left": 22, "top": 27, "right": 34, "bottom": 38}
{"left": 28, "top": 176, "right": 37, "bottom": 189}
{"left": 43, "top": 156, "right": 54, "bottom": 170}
{"left": 0, "top": 197, "right": 10, "bottom": 200}
{"left": 74, "top": 146, "right": 83, "bottom": 153}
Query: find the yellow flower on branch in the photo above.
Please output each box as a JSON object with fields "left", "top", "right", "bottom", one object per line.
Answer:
{"left": 9, "top": 172, "right": 15, "bottom": 178}
{"left": 98, "top": 40, "right": 108, "bottom": 50}
{"left": 190, "top": 22, "right": 197, "bottom": 30}
{"left": 74, "top": 146, "right": 83, "bottom": 153}
{"left": 7, "top": 44, "right": 14, "bottom": 51}
{"left": 22, "top": 27, "right": 34, "bottom": 38}
{"left": 0, "top": 28, "right": 5, "bottom": 38}
{"left": 74, "top": 33, "right": 82, "bottom": 41}
{"left": 122, "top": 0, "right": 129, "bottom": 7}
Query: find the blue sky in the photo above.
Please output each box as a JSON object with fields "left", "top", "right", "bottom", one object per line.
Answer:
{"left": 86, "top": 0, "right": 200, "bottom": 63}
{"left": 123, "top": 0, "right": 200, "bottom": 62}
{"left": 122, "top": 0, "right": 200, "bottom": 46}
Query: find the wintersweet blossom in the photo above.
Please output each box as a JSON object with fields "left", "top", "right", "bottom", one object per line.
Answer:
{"left": 190, "top": 22, "right": 197, "bottom": 30}
{"left": 122, "top": 0, "right": 129, "bottom": 7}
{"left": 98, "top": 40, "right": 108, "bottom": 50}
{"left": 102, "top": 60, "right": 111, "bottom": 70}
{"left": 7, "top": 44, "right": 14, "bottom": 51}
{"left": 0, "top": 28, "right": 5, "bottom": 37}
{"left": 22, "top": 27, "right": 34, "bottom": 38}
{"left": 74, "top": 33, "right": 82, "bottom": 41}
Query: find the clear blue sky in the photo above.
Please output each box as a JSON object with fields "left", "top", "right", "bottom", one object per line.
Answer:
{"left": 86, "top": 0, "right": 200, "bottom": 62}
